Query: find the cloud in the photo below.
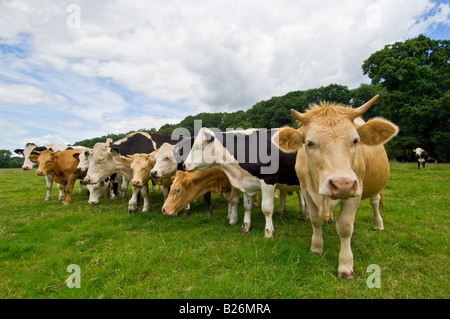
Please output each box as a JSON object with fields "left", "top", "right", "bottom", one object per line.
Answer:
{"left": 0, "top": 0, "right": 448, "bottom": 153}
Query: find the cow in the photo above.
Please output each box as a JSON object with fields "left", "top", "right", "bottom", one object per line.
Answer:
{"left": 273, "top": 95, "right": 398, "bottom": 280}
{"left": 162, "top": 169, "right": 240, "bottom": 225}
{"left": 414, "top": 148, "right": 429, "bottom": 169}
{"left": 14, "top": 143, "right": 85, "bottom": 201}
{"left": 183, "top": 128, "right": 304, "bottom": 238}
{"left": 84, "top": 132, "right": 182, "bottom": 213}
{"left": 150, "top": 140, "right": 215, "bottom": 217}
{"left": 28, "top": 149, "right": 87, "bottom": 205}
{"left": 86, "top": 173, "right": 122, "bottom": 205}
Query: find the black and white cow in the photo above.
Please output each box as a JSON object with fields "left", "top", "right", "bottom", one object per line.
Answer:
{"left": 414, "top": 147, "right": 429, "bottom": 169}
{"left": 183, "top": 128, "right": 306, "bottom": 238}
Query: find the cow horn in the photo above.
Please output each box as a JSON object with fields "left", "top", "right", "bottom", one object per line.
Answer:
{"left": 290, "top": 109, "right": 304, "bottom": 123}
{"left": 354, "top": 95, "right": 380, "bottom": 117}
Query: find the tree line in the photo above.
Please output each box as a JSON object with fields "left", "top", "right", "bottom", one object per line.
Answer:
{"left": 3, "top": 35, "right": 447, "bottom": 168}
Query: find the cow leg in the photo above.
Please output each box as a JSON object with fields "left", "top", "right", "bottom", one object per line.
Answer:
{"left": 57, "top": 183, "right": 64, "bottom": 201}
{"left": 370, "top": 193, "right": 384, "bottom": 231}
{"left": 297, "top": 191, "right": 309, "bottom": 220}
{"left": 204, "top": 192, "right": 212, "bottom": 217}
{"left": 78, "top": 181, "right": 83, "bottom": 194}
{"left": 161, "top": 185, "right": 169, "bottom": 203}
{"left": 120, "top": 178, "right": 129, "bottom": 198}
{"left": 240, "top": 193, "right": 253, "bottom": 234}
{"left": 303, "top": 191, "right": 323, "bottom": 254}
{"left": 128, "top": 185, "right": 141, "bottom": 214}
{"left": 141, "top": 182, "right": 150, "bottom": 213}
{"left": 228, "top": 194, "right": 239, "bottom": 225}
{"left": 44, "top": 175, "right": 54, "bottom": 201}
{"left": 336, "top": 197, "right": 359, "bottom": 280}
{"left": 276, "top": 190, "right": 287, "bottom": 215}
{"left": 261, "top": 183, "right": 276, "bottom": 238}
{"left": 63, "top": 176, "right": 77, "bottom": 205}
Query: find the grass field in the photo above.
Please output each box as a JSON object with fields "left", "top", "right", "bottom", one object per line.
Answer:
{"left": 0, "top": 162, "right": 448, "bottom": 299}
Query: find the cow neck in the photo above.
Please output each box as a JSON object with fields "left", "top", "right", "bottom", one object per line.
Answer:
{"left": 113, "top": 156, "right": 133, "bottom": 181}
{"left": 189, "top": 170, "right": 230, "bottom": 198}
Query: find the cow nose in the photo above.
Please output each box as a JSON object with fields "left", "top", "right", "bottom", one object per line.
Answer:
{"left": 84, "top": 177, "right": 92, "bottom": 184}
{"left": 131, "top": 180, "right": 141, "bottom": 187}
{"left": 88, "top": 201, "right": 96, "bottom": 205}
{"left": 22, "top": 167, "right": 30, "bottom": 171}
{"left": 36, "top": 170, "right": 44, "bottom": 176}
{"left": 161, "top": 207, "right": 166, "bottom": 214}
{"left": 328, "top": 177, "right": 358, "bottom": 197}
{"left": 150, "top": 170, "right": 158, "bottom": 178}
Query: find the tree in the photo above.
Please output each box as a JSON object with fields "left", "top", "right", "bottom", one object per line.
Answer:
{"left": 362, "top": 35, "right": 449, "bottom": 161}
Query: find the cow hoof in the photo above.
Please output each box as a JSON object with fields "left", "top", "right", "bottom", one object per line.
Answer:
{"left": 205, "top": 210, "right": 212, "bottom": 218}
{"left": 228, "top": 219, "right": 238, "bottom": 226}
{"left": 310, "top": 247, "right": 323, "bottom": 254}
{"left": 44, "top": 198, "right": 50, "bottom": 201}
{"left": 142, "top": 209, "right": 149, "bottom": 213}
{"left": 239, "top": 223, "right": 250, "bottom": 235}
{"left": 374, "top": 226, "right": 384, "bottom": 231}
{"left": 338, "top": 270, "right": 355, "bottom": 281}
{"left": 264, "top": 229, "right": 274, "bottom": 238}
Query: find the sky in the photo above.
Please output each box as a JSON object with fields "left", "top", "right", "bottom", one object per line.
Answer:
{"left": 0, "top": 0, "right": 449, "bottom": 153}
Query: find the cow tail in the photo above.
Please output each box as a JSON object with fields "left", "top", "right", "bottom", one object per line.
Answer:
{"left": 379, "top": 192, "right": 385, "bottom": 213}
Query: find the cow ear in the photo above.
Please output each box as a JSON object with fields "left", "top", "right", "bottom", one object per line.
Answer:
{"left": 106, "top": 138, "right": 113, "bottom": 146}
{"left": 73, "top": 153, "right": 80, "bottom": 159}
{"left": 273, "top": 127, "right": 303, "bottom": 153}
{"left": 14, "top": 149, "right": 24, "bottom": 155}
{"left": 183, "top": 179, "right": 192, "bottom": 189}
{"left": 29, "top": 154, "right": 40, "bottom": 163}
{"left": 85, "top": 150, "right": 90, "bottom": 158}
{"left": 357, "top": 118, "right": 399, "bottom": 146}
{"left": 171, "top": 176, "right": 176, "bottom": 182}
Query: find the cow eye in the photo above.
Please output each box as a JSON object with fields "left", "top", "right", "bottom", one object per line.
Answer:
{"left": 352, "top": 138, "right": 359, "bottom": 146}
{"left": 306, "top": 141, "right": 315, "bottom": 150}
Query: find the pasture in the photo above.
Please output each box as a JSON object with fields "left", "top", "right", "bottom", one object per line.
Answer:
{"left": 0, "top": 162, "right": 448, "bottom": 299}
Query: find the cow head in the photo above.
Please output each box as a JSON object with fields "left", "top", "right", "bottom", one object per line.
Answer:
{"left": 28, "top": 150, "right": 56, "bottom": 176}
{"left": 84, "top": 143, "right": 120, "bottom": 184}
{"left": 183, "top": 128, "right": 230, "bottom": 172}
{"left": 150, "top": 143, "right": 177, "bottom": 179}
{"left": 274, "top": 95, "right": 398, "bottom": 200}
{"left": 87, "top": 178, "right": 111, "bottom": 205}
{"left": 74, "top": 149, "right": 91, "bottom": 172}
{"left": 161, "top": 171, "right": 194, "bottom": 216}
{"left": 126, "top": 151, "right": 157, "bottom": 187}
{"left": 15, "top": 143, "right": 45, "bottom": 170}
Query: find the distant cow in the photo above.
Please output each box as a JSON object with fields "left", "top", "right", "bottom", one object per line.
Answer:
{"left": 29, "top": 149, "right": 86, "bottom": 205}
{"left": 14, "top": 143, "right": 83, "bottom": 201}
{"left": 414, "top": 148, "right": 429, "bottom": 169}
{"left": 273, "top": 95, "right": 398, "bottom": 280}
{"left": 162, "top": 169, "right": 240, "bottom": 224}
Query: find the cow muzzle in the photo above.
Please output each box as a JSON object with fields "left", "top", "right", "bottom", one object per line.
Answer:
{"left": 320, "top": 176, "right": 360, "bottom": 199}
{"left": 131, "top": 180, "right": 142, "bottom": 187}
{"left": 22, "top": 166, "right": 31, "bottom": 171}
{"left": 36, "top": 170, "right": 45, "bottom": 176}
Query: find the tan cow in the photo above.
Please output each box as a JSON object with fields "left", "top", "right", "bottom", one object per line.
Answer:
{"left": 273, "top": 95, "right": 398, "bottom": 280}
{"left": 162, "top": 169, "right": 240, "bottom": 224}
{"left": 29, "top": 149, "right": 86, "bottom": 205}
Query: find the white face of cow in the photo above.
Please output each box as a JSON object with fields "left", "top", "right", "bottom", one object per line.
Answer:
{"left": 184, "top": 128, "right": 229, "bottom": 172}
{"left": 87, "top": 180, "right": 110, "bottom": 205}
{"left": 76, "top": 150, "right": 91, "bottom": 172}
{"left": 17, "top": 143, "right": 38, "bottom": 170}
{"left": 150, "top": 143, "right": 177, "bottom": 179}
{"left": 84, "top": 143, "right": 118, "bottom": 184}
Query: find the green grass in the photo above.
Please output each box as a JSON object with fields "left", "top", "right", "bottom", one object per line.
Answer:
{"left": 0, "top": 162, "right": 448, "bottom": 298}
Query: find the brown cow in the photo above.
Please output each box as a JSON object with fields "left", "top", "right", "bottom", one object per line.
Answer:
{"left": 161, "top": 169, "right": 240, "bottom": 224}
{"left": 273, "top": 95, "right": 398, "bottom": 280}
{"left": 29, "top": 149, "right": 86, "bottom": 205}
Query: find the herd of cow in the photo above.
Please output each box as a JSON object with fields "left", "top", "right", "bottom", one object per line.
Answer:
{"left": 14, "top": 95, "right": 403, "bottom": 280}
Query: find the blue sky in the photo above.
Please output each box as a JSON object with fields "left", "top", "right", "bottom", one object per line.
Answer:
{"left": 0, "top": 0, "right": 448, "bottom": 154}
